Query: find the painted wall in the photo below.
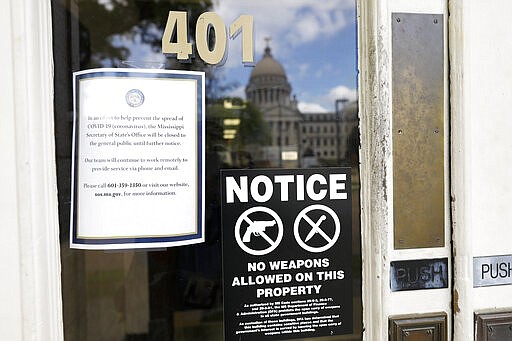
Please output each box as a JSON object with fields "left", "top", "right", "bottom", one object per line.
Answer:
{"left": 0, "top": 1, "right": 24, "bottom": 338}
{"left": 0, "top": 0, "right": 63, "bottom": 340}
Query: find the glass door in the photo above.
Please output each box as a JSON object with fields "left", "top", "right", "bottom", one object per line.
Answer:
{"left": 52, "top": 1, "right": 361, "bottom": 339}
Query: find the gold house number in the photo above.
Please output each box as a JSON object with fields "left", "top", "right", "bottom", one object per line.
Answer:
{"left": 162, "top": 11, "right": 254, "bottom": 65}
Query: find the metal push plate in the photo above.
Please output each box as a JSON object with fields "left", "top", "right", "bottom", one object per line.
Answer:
{"left": 392, "top": 13, "right": 445, "bottom": 249}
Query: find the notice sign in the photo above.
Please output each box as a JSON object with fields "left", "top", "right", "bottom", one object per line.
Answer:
{"left": 71, "top": 68, "right": 205, "bottom": 249}
{"left": 221, "top": 168, "right": 352, "bottom": 340}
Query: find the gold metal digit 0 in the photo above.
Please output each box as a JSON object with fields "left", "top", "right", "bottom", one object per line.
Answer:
{"left": 195, "top": 12, "right": 227, "bottom": 65}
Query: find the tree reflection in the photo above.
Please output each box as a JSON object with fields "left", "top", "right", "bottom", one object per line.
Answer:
{"left": 75, "top": 0, "right": 213, "bottom": 69}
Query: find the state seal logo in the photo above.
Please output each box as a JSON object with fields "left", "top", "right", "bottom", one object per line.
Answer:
{"left": 125, "top": 89, "right": 145, "bottom": 107}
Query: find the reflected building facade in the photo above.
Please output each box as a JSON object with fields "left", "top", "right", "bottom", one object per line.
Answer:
{"left": 246, "top": 45, "right": 358, "bottom": 168}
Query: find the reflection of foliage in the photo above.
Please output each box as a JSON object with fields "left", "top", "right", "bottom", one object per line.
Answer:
{"left": 207, "top": 98, "right": 271, "bottom": 150}
{"left": 76, "top": 0, "right": 239, "bottom": 99}
{"left": 236, "top": 102, "right": 271, "bottom": 147}
{"left": 205, "top": 116, "right": 223, "bottom": 149}
{"left": 77, "top": 0, "right": 213, "bottom": 68}
{"left": 205, "top": 70, "right": 239, "bottom": 101}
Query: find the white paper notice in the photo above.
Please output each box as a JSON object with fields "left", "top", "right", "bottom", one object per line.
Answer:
{"left": 70, "top": 68, "right": 205, "bottom": 249}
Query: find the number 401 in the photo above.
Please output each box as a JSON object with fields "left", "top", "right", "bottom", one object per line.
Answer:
{"left": 162, "top": 11, "right": 254, "bottom": 65}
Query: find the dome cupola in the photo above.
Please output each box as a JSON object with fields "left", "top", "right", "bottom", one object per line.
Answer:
{"left": 249, "top": 46, "right": 287, "bottom": 79}
{"left": 246, "top": 41, "right": 292, "bottom": 109}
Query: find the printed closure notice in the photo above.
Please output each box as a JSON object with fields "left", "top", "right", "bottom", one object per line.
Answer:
{"left": 71, "top": 68, "right": 205, "bottom": 249}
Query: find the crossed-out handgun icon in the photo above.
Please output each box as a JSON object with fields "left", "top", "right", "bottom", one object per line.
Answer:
{"left": 242, "top": 219, "right": 277, "bottom": 243}
{"left": 234, "top": 207, "right": 284, "bottom": 256}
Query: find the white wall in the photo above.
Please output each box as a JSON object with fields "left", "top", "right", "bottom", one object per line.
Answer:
{"left": 0, "top": 0, "right": 63, "bottom": 339}
{"left": 0, "top": 1, "right": 24, "bottom": 338}
{"left": 451, "top": 1, "right": 512, "bottom": 339}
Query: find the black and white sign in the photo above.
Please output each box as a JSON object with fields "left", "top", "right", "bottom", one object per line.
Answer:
{"left": 221, "top": 168, "right": 352, "bottom": 341}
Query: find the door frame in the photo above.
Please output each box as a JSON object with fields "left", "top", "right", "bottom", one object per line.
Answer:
{"left": 357, "top": 0, "right": 452, "bottom": 340}
{"left": 0, "top": 0, "right": 63, "bottom": 339}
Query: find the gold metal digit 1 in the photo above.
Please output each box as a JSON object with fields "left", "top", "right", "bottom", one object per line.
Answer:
{"left": 230, "top": 15, "right": 254, "bottom": 64}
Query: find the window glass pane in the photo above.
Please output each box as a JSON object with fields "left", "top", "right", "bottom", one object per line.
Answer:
{"left": 52, "top": 0, "right": 360, "bottom": 339}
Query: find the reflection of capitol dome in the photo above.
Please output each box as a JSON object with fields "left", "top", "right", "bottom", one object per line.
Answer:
{"left": 250, "top": 47, "right": 287, "bottom": 79}
{"left": 246, "top": 46, "right": 292, "bottom": 109}
{"left": 244, "top": 40, "right": 358, "bottom": 168}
